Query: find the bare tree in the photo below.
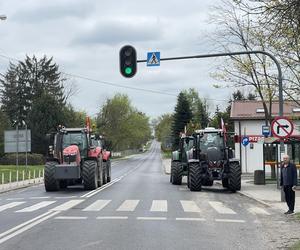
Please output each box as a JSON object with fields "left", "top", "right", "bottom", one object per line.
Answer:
{"left": 211, "top": 0, "right": 278, "bottom": 125}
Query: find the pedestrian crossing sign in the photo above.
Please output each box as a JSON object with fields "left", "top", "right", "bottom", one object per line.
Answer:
{"left": 147, "top": 52, "right": 160, "bottom": 66}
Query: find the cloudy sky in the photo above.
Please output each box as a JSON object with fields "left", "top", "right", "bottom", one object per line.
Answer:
{"left": 0, "top": 0, "right": 232, "bottom": 118}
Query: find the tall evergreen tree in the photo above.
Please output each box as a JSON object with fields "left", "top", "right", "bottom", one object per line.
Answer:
{"left": 171, "top": 92, "right": 192, "bottom": 149}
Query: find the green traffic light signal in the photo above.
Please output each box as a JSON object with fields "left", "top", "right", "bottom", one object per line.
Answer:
{"left": 125, "top": 67, "right": 132, "bottom": 75}
{"left": 119, "top": 45, "right": 137, "bottom": 78}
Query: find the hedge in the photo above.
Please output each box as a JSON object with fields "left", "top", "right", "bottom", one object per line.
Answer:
{"left": 0, "top": 153, "right": 44, "bottom": 165}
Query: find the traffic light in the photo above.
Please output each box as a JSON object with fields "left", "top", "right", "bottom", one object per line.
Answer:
{"left": 119, "top": 45, "right": 137, "bottom": 78}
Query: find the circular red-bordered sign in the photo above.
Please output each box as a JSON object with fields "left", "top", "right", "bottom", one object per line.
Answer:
{"left": 271, "top": 117, "right": 294, "bottom": 138}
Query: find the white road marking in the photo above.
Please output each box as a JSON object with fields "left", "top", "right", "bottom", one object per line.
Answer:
{"left": 209, "top": 201, "right": 236, "bottom": 214}
{"left": 176, "top": 217, "right": 206, "bottom": 221}
{"left": 0, "top": 211, "right": 60, "bottom": 245}
{"left": 96, "top": 216, "right": 128, "bottom": 220}
{"left": 29, "top": 197, "right": 50, "bottom": 200}
{"left": 82, "top": 200, "right": 111, "bottom": 211}
{"left": 137, "top": 217, "right": 167, "bottom": 221}
{"left": 51, "top": 199, "right": 84, "bottom": 211}
{"left": 0, "top": 210, "right": 54, "bottom": 238}
{"left": 180, "top": 200, "right": 201, "bottom": 213}
{"left": 16, "top": 201, "right": 56, "bottom": 213}
{"left": 0, "top": 202, "right": 25, "bottom": 212}
{"left": 55, "top": 216, "right": 87, "bottom": 220}
{"left": 81, "top": 162, "right": 144, "bottom": 198}
{"left": 150, "top": 200, "right": 168, "bottom": 212}
{"left": 116, "top": 200, "right": 140, "bottom": 212}
{"left": 179, "top": 187, "right": 189, "bottom": 191}
{"left": 54, "top": 196, "right": 78, "bottom": 199}
{"left": 215, "top": 219, "right": 245, "bottom": 223}
{"left": 6, "top": 198, "right": 24, "bottom": 201}
{"left": 248, "top": 207, "right": 270, "bottom": 215}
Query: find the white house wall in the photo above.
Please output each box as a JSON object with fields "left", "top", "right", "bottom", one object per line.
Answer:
{"left": 233, "top": 120, "right": 300, "bottom": 173}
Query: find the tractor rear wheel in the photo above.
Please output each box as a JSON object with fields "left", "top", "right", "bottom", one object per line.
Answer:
{"left": 83, "top": 160, "right": 98, "bottom": 190}
{"left": 228, "top": 162, "right": 241, "bottom": 192}
{"left": 171, "top": 162, "right": 183, "bottom": 185}
{"left": 102, "top": 161, "right": 107, "bottom": 185}
{"left": 44, "top": 162, "right": 59, "bottom": 192}
{"left": 189, "top": 162, "right": 202, "bottom": 191}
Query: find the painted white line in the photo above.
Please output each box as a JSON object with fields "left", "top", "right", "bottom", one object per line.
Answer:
{"left": 6, "top": 198, "right": 24, "bottom": 201}
{"left": 209, "top": 201, "right": 236, "bottom": 214}
{"left": 96, "top": 216, "right": 128, "bottom": 220}
{"left": 248, "top": 207, "right": 270, "bottom": 215}
{"left": 81, "top": 162, "right": 144, "bottom": 198}
{"left": 116, "top": 200, "right": 140, "bottom": 212}
{"left": 0, "top": 210, "right": 54, "bottom": 238}
{"left": 137, "top": 217, "right": 167, "bottom": 221}
{"left": 54, "top": 196, "right": 78, "bottom": 199}
{"left": 51, "top": 199, "right": 84, "bottom": 211}
{"left": 150, "top": 200, "right": 168, "bottom": 212}
{"left": 82, "top": 200, "right": 111, "bottom": 211}
{"left": 179, "top": 187, "right": 189, "bottom": 191}
{"left": 180, "top": 200, "right": 201, "bottom": 213}
{"left": 215, "top": 219, "right": 245, "bottom": 223}
{"left": 29, "top": 197, "right": 50, "bottom": 200}
{"left": 175, "top": 217, "right": 206, "bottom": 221}
{"left": 55, "top": 216, "right": 87, "bottom": 220}
{"left": 0, "top": 202, "right": 25, "bottom": 212}
{"left": 16, "top": 201, "right": 56, "bottom": 213}
{"left": 0, "top": 211, "right": 60, "bottom": 245}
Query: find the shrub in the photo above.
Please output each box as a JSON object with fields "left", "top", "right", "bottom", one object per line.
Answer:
{"left": 0, "top": 153, "right": 44, "bottom": 165}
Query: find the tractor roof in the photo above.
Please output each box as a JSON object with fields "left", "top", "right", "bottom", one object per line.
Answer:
{"left": 195, "top": 127, "right": 222, "bottom": 133}
{"left": 60, "top": 127, "right": 88, "bottom": 133}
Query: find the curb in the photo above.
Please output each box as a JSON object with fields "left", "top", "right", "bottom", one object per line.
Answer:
{"left": 237, "top": 190, "right": 272, "bottom": 208}
{"left": 0, "top": 178, "right": 44, "bottom": 194}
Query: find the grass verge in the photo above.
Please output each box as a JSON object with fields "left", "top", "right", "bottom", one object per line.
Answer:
{"left": 0, "top": 165, "right": 44, "bottom": 184}
{"left": 290, "top": 241, "right": 300, "bottom": 250}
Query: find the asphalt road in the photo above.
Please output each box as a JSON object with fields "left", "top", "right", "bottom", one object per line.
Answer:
{"left": 0, "top": 141, "right": 280, "bottom": 250}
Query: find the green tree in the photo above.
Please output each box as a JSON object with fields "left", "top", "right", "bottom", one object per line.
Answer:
{"left": 155, "top": 114, "right": 173, "bottom": 150}
{"left": 0, "top": 109, "right": 10, "bottom": 156}
{"left": 0, "top": 56, "right": 65, "bottom": 126}
{"left": 28, "top": 92, "right": 65, "bottom": 154}
{"left": 171, "top": 92, "right": 192, "bottom": 149}
{"left": 96, "top": 94, "right": 151, "bottom": 151}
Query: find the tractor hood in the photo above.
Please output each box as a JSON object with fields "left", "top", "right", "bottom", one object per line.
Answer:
{"left": 63, "top": 145, "right": 80, "bottom": 155}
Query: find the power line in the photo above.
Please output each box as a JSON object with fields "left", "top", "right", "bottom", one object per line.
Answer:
{"left": 0, "top": 53, "right": 228, "bottom": 102}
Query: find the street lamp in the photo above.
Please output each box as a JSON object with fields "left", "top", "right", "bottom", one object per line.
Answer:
{"left": 0, "top": 15, "right": 7, "bottom": 20}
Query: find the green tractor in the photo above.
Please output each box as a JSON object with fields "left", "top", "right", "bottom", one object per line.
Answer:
{"left": 170, "top": 134, "right": 194, "bottom": 185}
{"left": 186, "top": 128, "right": 241, "bottom": 192}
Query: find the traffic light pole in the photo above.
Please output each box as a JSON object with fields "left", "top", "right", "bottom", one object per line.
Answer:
{"left": 138, "top": 50, "right": 284, "bottom": 152}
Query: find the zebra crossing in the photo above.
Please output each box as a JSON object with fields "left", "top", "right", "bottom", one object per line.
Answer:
{"left": 0, "top": 198, "right": 271, "bottom": 217}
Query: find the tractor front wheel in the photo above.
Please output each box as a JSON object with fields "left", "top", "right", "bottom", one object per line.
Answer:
{"left": 189, "top": 162, "right": 202, "bottom": 191}
{"left": 228, "top": 162, "right": 241, "bottom": 192}
{"left": 44, "top": 162, "right": 59, "bottom": 192}
{"left": 83, "top": 160, "right": 98, "bottom": 190}
{"left": 171, "top": 162, "right": 183, "bottom": 185}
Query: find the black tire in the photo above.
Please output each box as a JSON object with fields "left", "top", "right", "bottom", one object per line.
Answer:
{"left": 222, "top": 178, "right": 229, "bottom": 188}
{"left": 44, "top": 161, "right": 59, "bottom": 191}
{"left": 228, "top": 162, "right": 241, "bottom": 192}
{"left": 102, "top": 161, "right": 107, "bottom": 185}
{"left": 189, "top": 162, "right": 202, "bottom": 191}
{"left": 59, "top": 180, "right": 68, "bottom": 189}
{"left": 82, "top": 160, "right": 98, "bottom": 190}
{"left": 171, "top": 162, "right": 183, "bottom": 185}
{"left": 106, "top": 160, "right": 111, "bottom": 183}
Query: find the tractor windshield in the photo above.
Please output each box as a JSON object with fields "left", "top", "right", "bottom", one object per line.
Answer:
{"left": 199, "top": 132, "right": 224, "bottom": 160}
{"left": 63, "top": 132, "right": 88, "bottom": 156}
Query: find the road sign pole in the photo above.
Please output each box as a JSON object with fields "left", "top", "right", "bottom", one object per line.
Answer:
{"left": 25, "top": 124, "right": 28, "bottom": 168}
{"left": 16, "top": 124, "right": 19, "bottom": 168}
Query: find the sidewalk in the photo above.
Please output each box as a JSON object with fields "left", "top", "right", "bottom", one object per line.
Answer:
{"left": 0, "top": 177, "right": 43, "bottom": 193}
{"left": 238, "top": 178, "right": 300, "bottom": 213}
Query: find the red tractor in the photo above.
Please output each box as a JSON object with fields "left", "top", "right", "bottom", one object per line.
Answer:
{"left": 44, "top": 121, "right": 111, "bottom": 191}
